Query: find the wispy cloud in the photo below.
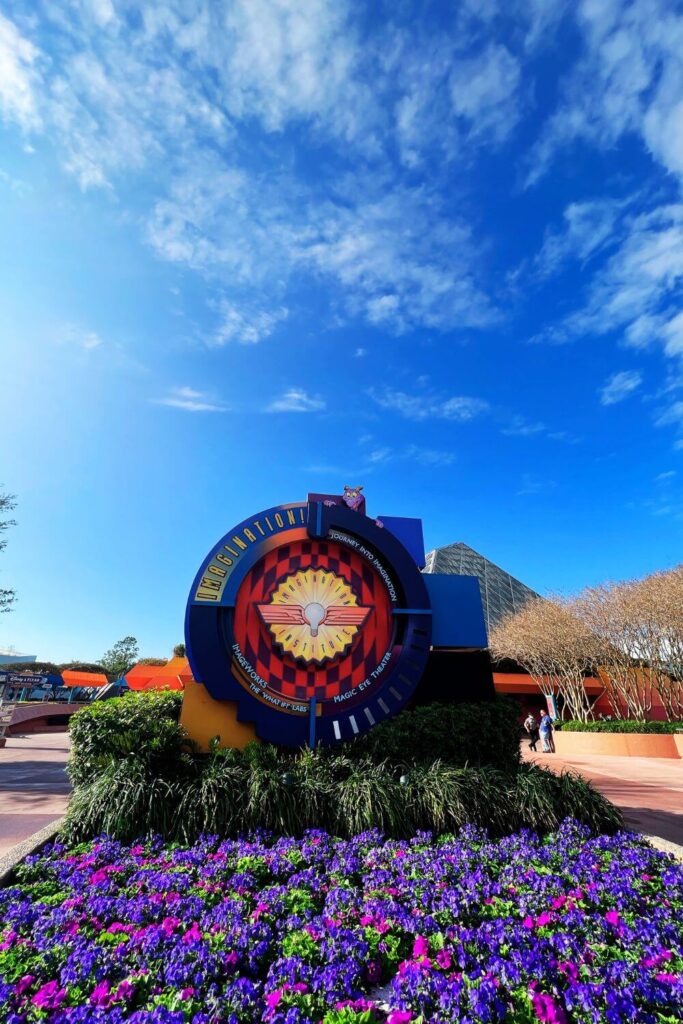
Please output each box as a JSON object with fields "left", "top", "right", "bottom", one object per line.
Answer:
{"left": 265, "top": 388, "right": 326, "bottom": 413}
{"left": 599, "top": 370, "right": 643, "bottom": 406}
{"left": 212, "top": 301, "right": 288, "bottom": 345}
{"left": 368, "top": 387, "right": 489, "bottom": 422}
{"left": 0, "top": 13, "right": 41, "bottom": 130}
{"left": 525, "top": 1, "right": 683, "bottom": 190}
{"left": 502, "top": 415, "right": 546, "bottom": 437}
{"left": 153, "top": 386, "right": 227, "bottom": 413}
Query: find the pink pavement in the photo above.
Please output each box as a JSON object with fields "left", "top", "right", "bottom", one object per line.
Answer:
{"left": 522, "top": 744, "right": 683, "bottom": 845}
{"left": 0, "top": 733, "right": 71, "bottom": 855}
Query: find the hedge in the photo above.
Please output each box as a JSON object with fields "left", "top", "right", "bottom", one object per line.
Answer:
{"left": 66, "top": 693, "right": 521, "bottom": 787}
{"left": 67, "top": 691, "right": 184, "bottom": 787}
{"left": 560, "top": 719, "right": 683, "bottom": 734}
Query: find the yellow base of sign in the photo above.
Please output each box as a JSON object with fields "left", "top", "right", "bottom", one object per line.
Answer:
{"left": 179, "top": 681, "right": 259, "bottom": 751}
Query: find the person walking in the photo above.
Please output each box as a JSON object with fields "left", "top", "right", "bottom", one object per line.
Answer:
{"left": 539, "top": 710, "right": 555, "bottom": 753}
{"left": 524, "top": 712, "right": 539, "bottom": 752}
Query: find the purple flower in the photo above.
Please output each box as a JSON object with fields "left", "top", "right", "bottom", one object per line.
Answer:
{"left": 32, "top": 980, "right": 68, "bottom": 1009}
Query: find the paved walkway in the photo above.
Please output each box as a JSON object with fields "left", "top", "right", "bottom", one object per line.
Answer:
{"left": 522, "top": 745, "right": 683, "bottom": 845}
{"left": 0, "top": 734, "right": 71, "bottom": 855}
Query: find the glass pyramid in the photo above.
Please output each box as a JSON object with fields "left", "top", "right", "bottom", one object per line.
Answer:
{"left": 423, "top": 541, "right": 540, "bottom": 635}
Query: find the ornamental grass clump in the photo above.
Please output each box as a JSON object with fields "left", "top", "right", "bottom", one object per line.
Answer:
{"left": 1, "top": 821, "right": 681, "bottom": 1023}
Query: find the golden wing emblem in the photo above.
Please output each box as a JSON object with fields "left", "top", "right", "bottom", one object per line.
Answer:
{"left": 257, "top": 604, "right": 307, "bottom": 625}
{"left": 324, "top": 606, "right": 370, "bottom": 627}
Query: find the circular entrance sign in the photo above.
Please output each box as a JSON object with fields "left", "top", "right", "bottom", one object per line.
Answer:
{"left": 185, "top": 501, "right": 432, "bottom": 746}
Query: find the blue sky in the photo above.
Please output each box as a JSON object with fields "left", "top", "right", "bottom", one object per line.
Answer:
{"left": 1, "top": 1, "right": 683, "bottom": 663}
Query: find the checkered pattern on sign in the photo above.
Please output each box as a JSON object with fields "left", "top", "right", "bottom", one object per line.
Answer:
{"left": 232, "top": 540, "right": 393, "bottom": 703}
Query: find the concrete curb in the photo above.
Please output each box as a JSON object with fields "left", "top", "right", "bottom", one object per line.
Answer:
{"left": 643, "top": 833, "right": 683, "bottom": 862}
{"left": 0, "top": 818, "right": 64, "bottom": 885}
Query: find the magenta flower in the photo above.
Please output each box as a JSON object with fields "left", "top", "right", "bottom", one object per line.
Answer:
{"left": 15, "top": 974, "right": 35, "bottom": 995}
{"left": 32, "top": 981, "right": 68, "bottom": 1009}
{"left": 531, "top": 991, "right": 568, "bottom": 1024}
{"left": 265, "top": 989, "right": 283, "bottom": 1009}
{"left": 387, "top": 1011, "right": 413, "bottom": 1023}
{"left": 605, "top": 910, "right": 620, "bottom": 928}
{"left": 182, "top": 921, "right": 202, "bottom": 944}
{"left": 557, "top": 961, "right": 579, "bottom": 982}
{"left": 90, "top": 980, "right": 112, "bottom": 1008}
{"left": 412, "top": 935, "right": 429, "bottom": 958}
{"left": 115, "top": 980, "right": 135, "bottom": 1001}
{"left": 180, "top": 987, "right": 196, "bottom": 999}
{"left": 435, "top": 949, "right": 452, "bottom": 970}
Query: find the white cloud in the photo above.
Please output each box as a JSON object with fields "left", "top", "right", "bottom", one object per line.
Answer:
{"left": 655, "top": 470, "right": 676, "bottom": 482}
{"left": 265, "top": 388, "right": 326, "bottom": 413}
{"left": 535, "top": 204, "right": 683, "bottom": 358}
{"left": 404, "top": 444, "right": 455, "bottom": 467}
{"left": 599, "top": 369, "right": 643, "bottom": 406}
{"left": 526, "top": 1, "right": 683, "bottom": 188}
{"left": 153, "top": 386, "right": 227, "bottom": 412}
{"left": 212, "top": 301, "right": 288, "bottom": 345}
{"left": 533, "top": 196, "right": 631, "bottom": 278}
{"left": 354, "top": 347, "right": 366, "bottom": 357}
{"left": 502, "top": 415, "right": 546, "bottom": 437}
{"left": 450, "top": 43, "right": 521, "bottom": 143}
{"left": 368, "top": 387, "right": 489, "bottom": 422}
{"left": 0, "top": 14, "right": 41, "bottom": 130}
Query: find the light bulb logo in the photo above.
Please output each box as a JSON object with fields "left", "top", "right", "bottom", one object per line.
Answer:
{"left": 303, "top": 602, "right": 326, "bottom": 636}
{"left": 257, "top": 568, "right": 370, "bottom": 664}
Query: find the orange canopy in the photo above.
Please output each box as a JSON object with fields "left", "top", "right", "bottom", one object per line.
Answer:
{"left": 61, "top": 670, "right": 109, "bottom": 688}
{"left": 125, "top": 658, "right": 192, "bottom": 692}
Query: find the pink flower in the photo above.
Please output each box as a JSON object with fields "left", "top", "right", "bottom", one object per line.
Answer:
{"left": 180, "top": 987, "right": 195, "bottom": 999}
{"left": 655, "top": 973, "right": 678, "bottom": 984}
{"left": 0, "top": 930, "right": 17, "bottom": 950}
{"left": 161, "top": 916, "right": 181, "bottom": 937}
{"left": 90, "top": 868, "right": 109, "bottom": 885}
{"left": 182, "top": 921, "right": 202, "bottom": 944}
{"left": 536, "top": 912, "right": 553, "bottom": 928}
{"left": 90, "top": 980, "right": 112, "bottom": 1008}
{"left": 551, "top": 896, "right": 567, "bottom": 910}
{"left": 33, "top": 981, "right": 68, "bottom": 1009}
{"left": 387, "top": 1012, "right": 413, "bottom": 1023}
{"left": 435, "top": 949, "right": 452, "bottom": 970}
{"left": 531, "top": 991, "right": 568, "bottom": 1024}
{"left": 265, "top": 989, "right": 283, "bottom": 1009}
{"left": 523, "top": 915, "right": 535, "bottom": 929}
{"left": 412, "top": 935, "right": 429, "bottom": 958}
{"left": 557, "top": 961, "right": 579, "bottom": 982}
{"left": 605, "top": 910, "right": 621, "bottom": 929}
{"left": 292, "top": 983, "right": 309, "bottom": 994}
{"left": 115, "top": 980, "right": 135, "bottom": 1001}
{"left": 15, "top": 974, "right": 35, "bottom": 995}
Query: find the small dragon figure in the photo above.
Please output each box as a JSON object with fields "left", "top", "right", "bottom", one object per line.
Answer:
{"left": 324, "top": 486, "right": 383, "bottom": 527}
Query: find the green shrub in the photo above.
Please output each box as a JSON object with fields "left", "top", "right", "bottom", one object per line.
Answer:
{"left": 560, "top": 719, "right": 683, "bottom": 734}
{"left": 349, "top": 697, "right": 521, "bottom": 772}
{"left": 64, "top": 693, "right": 619, "bottom": 843}
{"left": 67, "top": 691, "right": 184, "bottom": 787}
{"left": 61, "top": 748, "right": 622, "bottom": 844}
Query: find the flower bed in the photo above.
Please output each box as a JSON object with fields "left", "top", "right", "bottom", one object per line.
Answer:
{"left": 1, "top": 822, "right": 681, "bottom": 1024}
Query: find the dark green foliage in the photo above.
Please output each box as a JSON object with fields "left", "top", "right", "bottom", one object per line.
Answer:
{"left": 350, "top": 698, "right": 521, "bottom": 771}
{"left": 0, "top": 661, "right": 61, "bottom": 675}
{"left": 61, "top": 746, "right": 622, "bottom": 844}
{"left": 98, "top": 635, "right": 139, "bottom": 678}
{"left": 59, "top": 661, "right": 110, "bottom": 674}
{"left": 66, "top": 691, "right": 184, "bottom": 787}
{"left": 64, "top": 692, "right": 619, "bottom": 843}
{"left": 134, "top": 657, "right": 168, "bottom": 667}
{"left": 173, "top": 643, "right": 186, "bottom": 657}
{"left": 0, "top": 489, "right": 17, "bottom": 613}
{"left": 560, "top": 719, "right": 683, "bottom": 733}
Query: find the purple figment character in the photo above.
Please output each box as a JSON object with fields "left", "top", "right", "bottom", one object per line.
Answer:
{"left": 324, "top": 486, "right": 383, "bottom": 527}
